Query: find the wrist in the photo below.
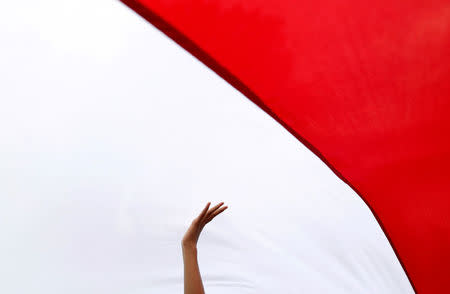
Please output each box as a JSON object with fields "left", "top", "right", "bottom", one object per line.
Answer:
{"left": 181, "top": 241, "right": 197, "bottom": 251}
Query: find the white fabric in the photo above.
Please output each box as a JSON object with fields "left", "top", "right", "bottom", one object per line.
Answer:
{"left": 0, "top": 1, "right": 414, "bottom": 293}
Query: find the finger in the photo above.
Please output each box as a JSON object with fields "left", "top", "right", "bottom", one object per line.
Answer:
{"left": 205, "top": 202, "right": 224, "bottom": 219}
{"left": 205, "top": 206, "right": 228, "bottom": 224}
{"left": 198, "top": 202, "right": 211, "bottom": 219}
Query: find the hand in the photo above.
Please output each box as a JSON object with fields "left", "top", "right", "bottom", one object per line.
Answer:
{"left": 182, "top": 202, "right": 228, "bottom": 249}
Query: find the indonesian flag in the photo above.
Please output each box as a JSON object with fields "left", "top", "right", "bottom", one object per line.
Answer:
{"left": 1, "top": 0, "right": 449, "bottom": 293}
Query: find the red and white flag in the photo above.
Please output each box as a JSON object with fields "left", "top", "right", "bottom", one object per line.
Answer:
{"left": 1, "top": 0, "right": 448, "bottom": 293}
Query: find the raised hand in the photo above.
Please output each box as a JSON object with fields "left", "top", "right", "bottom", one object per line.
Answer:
{"left": 182, "top": 202, "right": 228, "bottom": 249}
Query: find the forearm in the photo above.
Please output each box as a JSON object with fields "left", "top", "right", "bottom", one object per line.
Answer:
{"left": 181, "top": 202, "right": 227, "bottom": 294}
{"left": 182, "top": 244, "right": 205, "bottom": 294}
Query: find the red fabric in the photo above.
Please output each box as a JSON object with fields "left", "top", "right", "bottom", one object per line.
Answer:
{"left": 121, "top": 0, "right": 450, "bottom": 292}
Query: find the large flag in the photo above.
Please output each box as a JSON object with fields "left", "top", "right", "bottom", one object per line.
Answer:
{"left": 1, "top": 0, "right": 448, "bottom": 293}
{"left": 120, "top": 0, "right": 450, "bottom": 293}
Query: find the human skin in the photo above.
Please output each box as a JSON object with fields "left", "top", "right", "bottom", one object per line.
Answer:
{"left": 181, "top": 202, "right": 228, "bottom": 294}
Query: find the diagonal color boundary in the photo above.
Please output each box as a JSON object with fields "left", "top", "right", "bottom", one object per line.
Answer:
{"left": 119, "top": 0, "right": 416, "bottom": 292}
